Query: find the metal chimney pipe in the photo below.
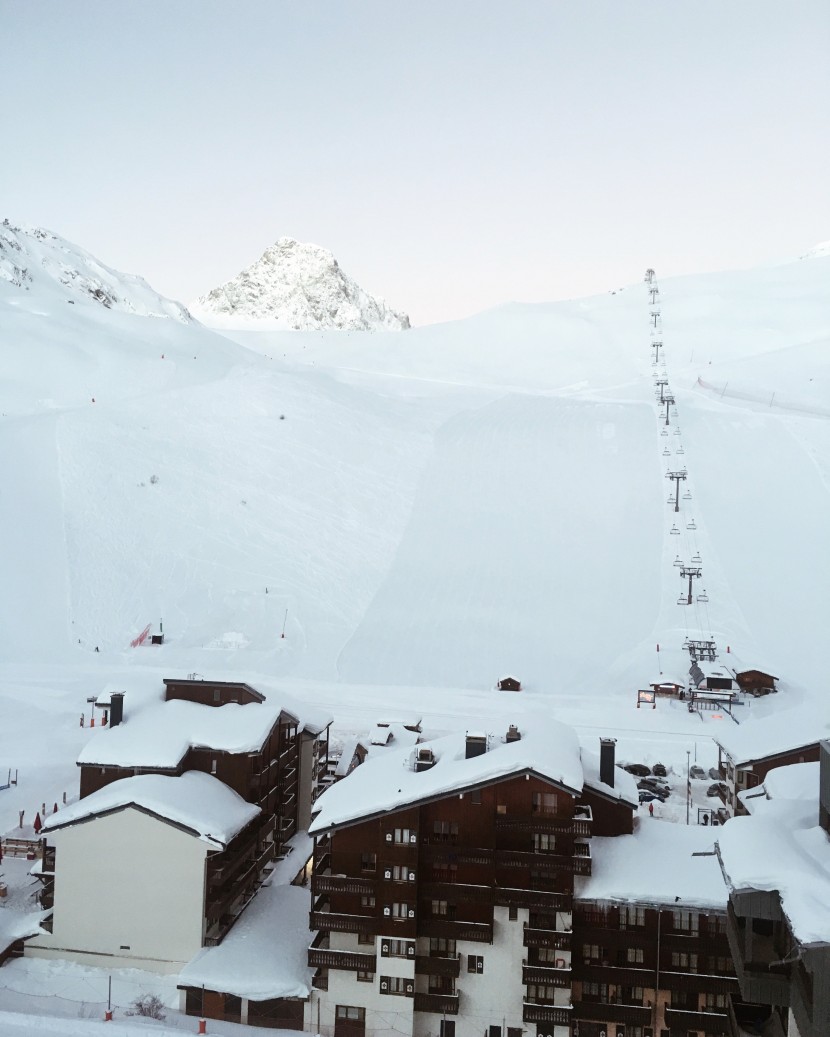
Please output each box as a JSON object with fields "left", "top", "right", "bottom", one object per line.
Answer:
{"left": 599, "top": 737, "right": 617, "bottom": 788}
{"left": 110, "top": 692, "right": 125, "bottom": 728}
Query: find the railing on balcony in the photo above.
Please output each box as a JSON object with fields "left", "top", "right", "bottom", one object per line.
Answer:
{"left": 497, "top": 810, "right": 591, "bottom": 837}
{"left": 496, "top": 849, "right": 591, "bottom": 876}
{"left": 310, "top": 911, "right": 381, "bottom": 935}
{"left": 311, "top": 969, "right": 328, "bottom": 991}
{"left": 414, "top": 992, "right": 459, "bottom": 1015}
{"left": 523, "top": 927, "right": 571, "bottom": 950}
{"left": 422, "top": 881, "right": 493, "bottom": 904}
{"left": 314, "top": 851, "right": 331, "bottom": 875}
{"left": 420, "top": 845, "right": 494, "bottom": 867}
{"left": 664, "top": 1006, "right": 729, "bottom": 1031}
{"left": 522, "top": 1003, "right": 571, "bottom": 1025}
{"left": 522, "top": 964, "right": 571, "bottom": 987}
{"left": 308, "top": 948, "right": 376, "bottom": 972}
{"left": 572, "top": 1000, "right": 652, "bottom": 1025}
{"left": 312, "top": 873, "right": 375, "bottom": 896}
{"left": 415, "top": 954, "right": 461, "bottom": 978}
{"left": 419, "top": 918, "right": 493, "bottom": 943}
{"left": 495, "top": 887, "right": 571, "bottom": 911}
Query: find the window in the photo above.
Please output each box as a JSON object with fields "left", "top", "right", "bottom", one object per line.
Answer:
{"left": 389, "top": 864, "right": 414, "bottom": 882}
{"left": 532, "top": 791, "right": 558, "bottom": 815}
{"left": 496, "top": 804, "right": 507, "bottom": 815}
{"left": 210, "top": 758, "right": 218, "bottom": 775}
{"left": 336, "top": 1006, "right": 365, "bottom": 1022}
{"left": 380, "top": 976, "right": 409, "bottom": 996}
{"left": 393, "top": 827, "right": 415, "bottom": 844}
{"left": 622, "top": 986, "right": 644, "bottom": 1005}
{"left": 356, "top": 970, "right": 373, "bottom": 983}
{"left": 433, "top": 820, "right": 459, "bottom": 842}
{"left": 532, "top": 832, "right": 557, "bottom": 854}
{"left": 507, "top": 1029, "right": 522, "bottom": 1037}
{"left": 526, "top": 984, "right": 558, "bottom": 1003}
{"left": 358, "top": 932, "right": 374, "bottom": 946}
{"left": 390, "top": 902, "right": 412, "bottom": 919}
{"left": 508, "top": 905, "right": 518, "bottom": 921}
{"left": 361, "top": 853, "right": 376, "bottom": 872}
{"left": 471, "top": 790, "right": 482, "bottom": 805}
{"left": 489, "top": 1027, "right": 501, "bottom": 1037}
{"left": 582, "top": 944, "right": 607, "bottom": 965}
{"left": 671, "top": 951, "right": 698, "bottom": 972}
{"left": 467, "top": 954, "right": 484, "bottom": 974}
{"left": 672, "top": 909, "right": 699, "bottom": 934}
{"left": 440, "top": 1022, "right": 455, "bottom": 1037}
{"left": 620, "top": 905, "right": 645, "bottom": 928}
{"left": 381, "top": 938, "right": 412, "bottom": 958}
{"left": 705, "top": 993, "right": 728, "bottom": 1010}
{"left": 431, "top": 861, "right": 458, "bottom": 882}
{"left": 431, "top": 899, "right": 448, "bottom": 917}
{"left": 627, "top": 947, "right": 644, "bottom": 964}
{"left": 360, "top": 895, "right": 376, "bottom": 908}
{"left": 582, "top": 982, "right": 608, "bottom": 1003}
{"left": 429, "top": 937, "right": 456, "bottom": 957}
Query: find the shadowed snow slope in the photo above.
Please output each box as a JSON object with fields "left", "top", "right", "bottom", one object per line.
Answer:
{"left": 1, "top": 227, "right": 829, "bottom": 705}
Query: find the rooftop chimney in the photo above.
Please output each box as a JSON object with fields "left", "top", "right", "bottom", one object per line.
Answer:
{"left": 465, "top": 733, "right": 487, "bottom": 760}
{"left": 110, "top": 692, "right": 125, "bottom": 728}
{"left": 506, "top": 724, "right": 521, "bottom": 743}
{"left": 415, "top": 747, "right": 436, "bottom": 772}
{"left": 599, "top": 737, "right": 617, "bottom": 788}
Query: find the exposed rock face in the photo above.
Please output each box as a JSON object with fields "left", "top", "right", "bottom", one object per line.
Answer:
{"left": 192, "top": 237, "right": 410, "bottom": 331}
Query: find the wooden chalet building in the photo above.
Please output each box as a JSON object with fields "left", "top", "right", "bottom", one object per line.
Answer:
{"left": 305, "top": 722, "right": 638, "bottom": 1037}
{"left": 716, "top": 743, "right": 830, "bottom": 1037}
{"left": 29, "top": 677, "right": 331, "bottom": 972}
{"left": 713, "top": 713, "right": 824, "bottom": 817}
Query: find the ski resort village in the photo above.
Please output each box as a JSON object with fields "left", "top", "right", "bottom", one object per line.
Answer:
{"left": 0, "top": 216, "right": 828, "bottom": 1037}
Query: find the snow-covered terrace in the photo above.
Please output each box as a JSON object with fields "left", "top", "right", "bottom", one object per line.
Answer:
{"left": 577, "top": 820, "right": 727, "bottom": 910}
{"left": 41, "top": 771, "right": 260, "bottom": 850}
{"left": 717, "top": 801, "right": 830, "bottom": 947}
{"left": 310, "top": 716, "right": 635, "bottom": 833}
{"left": 76, "top": 697, "right": 297, "bottom": 769}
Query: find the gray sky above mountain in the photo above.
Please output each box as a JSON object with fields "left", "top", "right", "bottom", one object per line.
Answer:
{"left": 3, "top": 0, "right": 828, "bottom": 325}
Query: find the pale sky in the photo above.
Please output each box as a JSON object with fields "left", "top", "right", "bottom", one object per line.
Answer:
{"left": 3, "top": 1, "right": 829, "bottom": 325}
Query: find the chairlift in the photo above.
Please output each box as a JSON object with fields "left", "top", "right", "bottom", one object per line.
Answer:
{"left": 677, "top": 595, "right": 689, "bottom": 606}
{"left": 673, "top": 555, "right": 683, "bottom": 567}
{"left": 691, "top": 552, "right": 702, "bottom": 565}
{"left": 683, "top": 490, "right": 692, "bottom": 500}
{"left": 686, "top": 519, "right": 697, "bottom": 530}
{"left": 660, "top": 429, "right": 669, "bottom": 437}
{"left": 670, "top": 524, "right": 680, "bottom": 535}
{"left": 673, "top": 428, "right": 682, "bottom": 436}
{"left": 662, "top": 448, "right": 671, "bottom": 456}
{"left": 697, "top": 590, "right": 709, "bottom": 603}
{"left": 676, "top": 446, "right": 685, "bottom": 455}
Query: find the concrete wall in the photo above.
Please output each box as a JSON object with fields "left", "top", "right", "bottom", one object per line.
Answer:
{"left": 27, "top": 807, "right": 208, "bottom": 972}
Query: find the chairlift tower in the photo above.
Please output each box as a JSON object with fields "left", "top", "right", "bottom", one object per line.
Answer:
{"left": 666, "top": 469, "right": 687, "bottom": 512}
{"left": 652, "top": 340, "right": 663, "bottom": 364}
{"left": 663, "top": 395, "right": 675, "bottom": 426}
{"left": 650, "top": 310, "right": 661, "bottom": 329}
{"left": 645, "top": 268, "right": 655, "bottom": 283}
{"left": 679, "top": 565, "right": 703, "bottom": 605}
{"left": 686, "top": 639, "right": 717, "bottom": 662}
{"left": 655, "top": 378, "right": 669, "bottom": 403}
{"left": 649, "top": 286, "right": 659, "bottom": 304}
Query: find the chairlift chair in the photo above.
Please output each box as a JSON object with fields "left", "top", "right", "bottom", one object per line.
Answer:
{"left": 661, "top": 429, "right": 669, "bottom": 437}
{"left": 683, "top": 489, "right": 692, "bottom": 499}
{"left": 673, "top": 428, "right": 682, "bottom": 435}
{"left": 691, "top": 553, "right": 702, "bottom": 564}
{"left": 662, "top": 448, "right": 671, "bottom": 456}
{"left": 677, "top": 595, "right": 689, "bottom": 605}
{"left": 673, "top": 555, "right": 684, "bottom": 567}
{"left": 686, "top": 519, "right": 697, "bottom": 530}
{"left": 697, "top": 590, "right": 709, "bottom": 603}
{"left": 670, "top": 525, "right": 680, "bottom": 535}
{"left": 676, "top": 446, "right": 685, "bottom": 454}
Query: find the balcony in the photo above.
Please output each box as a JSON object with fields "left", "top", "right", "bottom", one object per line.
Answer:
{"left": 311, "top": 969, "right": 328, "bottom": 991}
{"left": 523, "top": 927, "right": 571, "bottom": 951}
{"left": 422, "top": 881, "right": 493, "bottom": 905}
{"left": 312, "top": 873, "right": 375, "bottom": 896}
{"left": 496, "top": 848, "right": 591, "bottom": 876}
{"left": 495, "top": 887, "right": 571, "bottom": 912}
{"left": 522, "top": 1003, "right": 571, "bottom": 1025}
{"left": 310, "top": 911, "right": 380, "bottom": 935}
{"left": 522, "top": 963, "right": 571, "bottom": 987}
{"left": 572, "top": 1001, "right": 652, "bottom": 1026}
{"left": 419, "top": 918, "right": 493, "bottom": 943}
{"left": 664, "top": 1006, "right": 729, "bottom": 1031}
{"left": 658, "top": 969, "right": 740, "bottom": 996}
{"left": 576, "top": 963, "right": 654, "bottom": 987}
{"left": 415, "top": 955, "right": 461, "bottom": 978}
{"left": 308, "top": 948, "right": 376, "bottom": 972}
{"left": 414, "top": 992, "right": 459, "bottom": 1015}
{"left": 497, "top": 807, "right": 592, "bottom": 838}
{"left": 420, "top": 845, "right": 494, "bottom": 867}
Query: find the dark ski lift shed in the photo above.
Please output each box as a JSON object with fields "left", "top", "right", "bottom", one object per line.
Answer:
{"left": 498, "top": 676, "right": 522, "bottom": 692}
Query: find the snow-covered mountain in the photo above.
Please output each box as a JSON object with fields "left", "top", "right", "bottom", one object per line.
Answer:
{"left": 191, "top": 236, "right": 410, "bottom": 331}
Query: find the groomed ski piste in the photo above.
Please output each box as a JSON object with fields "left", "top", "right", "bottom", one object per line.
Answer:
{"left": 1, "top": 222, "right": 829, "bottom": 1030}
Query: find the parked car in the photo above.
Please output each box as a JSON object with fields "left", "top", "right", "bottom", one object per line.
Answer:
{"left": 638, "top": 790, "right": 659, "bottom": 803}
{"left": 623, "top": 763, "right": 651, "bottom": 777}
{"left": 708, "top": 767, "right": 721, "bottom": 781}
{"left": 652, "top": 762, "right": 667, "bottom": 777}
{"left": 689, "top": 765, "right": 706, "bottom": 780}
{"left": 707, "top": 782, "right": 728, "bottom": 798}
{"left": 637, "top": 779, "right": 670, "bottom": 800}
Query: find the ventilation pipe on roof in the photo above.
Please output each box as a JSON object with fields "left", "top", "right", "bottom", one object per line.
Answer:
{"left": 110, "top": 692, "right": 125, "bottom": 728}
{"left": 506, "top": 724, "right": 521, "bottom": 743}
{"left": 599, "top": 737, "right": 617, "bottom": 788}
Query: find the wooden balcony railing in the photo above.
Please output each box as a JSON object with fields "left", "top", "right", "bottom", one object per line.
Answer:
{"left": 310, "top": 911, "right": 380, "bottom": 935}
{"left": 415, "top": 954, "right": 461, "bottom": 978}
{"left": 522, "top": 964, "right": 571, "bottom": 987}
{"left": 523, "top": 927, "right": 572, "bottom": 951}
{"left": 495, "top": 887, "right": 571, "bottom": 911}
{"left": 307, "top": 948, "right": 376, "bottom": 972}
{"left": 413, "top": 992, "right": 459, "bottom": 1015}
{"left": 312, "top": 873, "right": 375, "bottom": 896}
{"left": 419, "top": 918, "right": 493, "bottom": 943}
{"left": 522, "top": 1004, "right": 571, "bottom": 1025}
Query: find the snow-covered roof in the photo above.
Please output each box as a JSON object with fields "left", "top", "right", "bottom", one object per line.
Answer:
{"left": 738, "top": 762, "right": 820, "bottom": 826}
{"left": 310, "top": 717, "right": 584, "bottom": 834}
{"left": 580, "top": 751, "right": 639, "bottom": 808}
{"left": 0, "top": 909, "right": 46, "bottom": 959}
{"left": 717, "top": 798, "right": 830, "bottom": 946}
{"left": 714, "top": 708, "right": 830, "bottom": 765}
{"left": 179, "top": 832, "right": 313, "bottom": 1000}
{"left": 77, "top": 698, "right": 292, "bottom": 769}
{"left": 41, "top": 771, "right": 260, "bottom": 849}
{"left": 577, "top": 820, "right": 727, "bottom": 910}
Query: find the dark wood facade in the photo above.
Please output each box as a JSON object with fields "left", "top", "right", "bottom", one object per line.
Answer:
{"left": 717, "top": 743, "right": 821, "bottom": 816}
{"left": 733, "top": 670, "right": 778, "bottom": 696}
{"left": 573, "top": 900, "right": 738, "bottom": 1037}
